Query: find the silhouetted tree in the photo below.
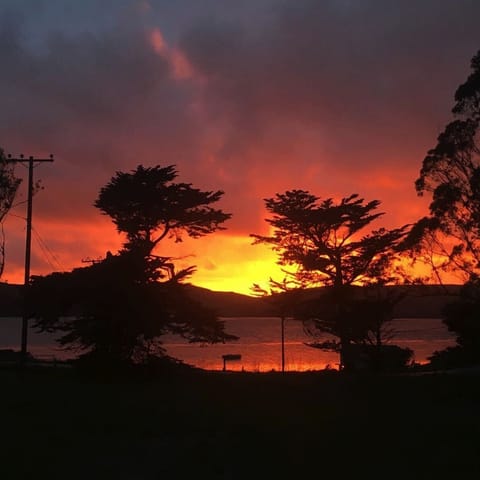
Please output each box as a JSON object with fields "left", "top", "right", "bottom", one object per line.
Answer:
{"left": 252, "top": 191, "right": 410, "bottom": 370}
{"left": 32, "top": 164, "right": 234, "bottom": 368}
{"left": 31, "top": 250, "right": 235, "bottom": 366}
{"left": 414, "top": 49, "right": 480, "bottom": 280}
{"left": 0, "top": 148, "right": 21, "bottom": 277}
{"left": 413, "top": 50, "right": 480, "bottom": 367}
{"left": 95, "top": 164, "right": 230, "bottom": 253}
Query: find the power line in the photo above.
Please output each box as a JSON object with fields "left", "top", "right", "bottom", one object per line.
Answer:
{"left": 31, "top": 227, "right": 64, "bottom": 271}
{"left": 6, "top": 153, "right": 54, "bottom": 365}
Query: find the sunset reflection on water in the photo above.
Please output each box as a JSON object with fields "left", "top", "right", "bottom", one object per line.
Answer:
{"left": 0, "top": 316, "right": 456, "bottom": 371}
{"left": 164, "top": 317, "right": 456, "bottom": 372}
{"left": 165, "top": 340, "right": 338, "bottom": 372}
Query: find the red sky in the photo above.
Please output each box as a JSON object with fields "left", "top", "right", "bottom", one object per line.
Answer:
{"left": 1, "top": 0, "right": 479, "bottom": 294}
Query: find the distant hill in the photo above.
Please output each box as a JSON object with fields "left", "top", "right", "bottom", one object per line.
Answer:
{"left": 0, "top": 282, "right": 273, "bottom": 318}
{"left": 0, "top": 282, "right": 463, "bottom": 318}
{"left": 181, "top": 284, "right": 463, "bottom": 318}
{"left": 181, "top": 284, "right": 273, "bottom": 316}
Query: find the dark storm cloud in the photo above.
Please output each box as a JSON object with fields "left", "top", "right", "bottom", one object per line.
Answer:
{"left": 179, "top": 0, "right": 480, "bottom": 170}
{"left": 2, "top": 0, "right": 474, "bottom": 225}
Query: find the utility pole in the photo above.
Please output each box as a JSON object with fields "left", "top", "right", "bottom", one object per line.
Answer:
{"left": 7, "top": 154, "right": 54, "bottom": 365}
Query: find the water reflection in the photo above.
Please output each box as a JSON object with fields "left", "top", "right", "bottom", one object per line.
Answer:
{"left": 0, "top": 317, "right": 456, "bottom": 372}
{"left": 163, "top": 317, "right": 455, "bottom": 372}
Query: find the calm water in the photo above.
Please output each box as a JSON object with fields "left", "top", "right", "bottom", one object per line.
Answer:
{"left": 0, "top": 317, "right": 455, "bottom": 372}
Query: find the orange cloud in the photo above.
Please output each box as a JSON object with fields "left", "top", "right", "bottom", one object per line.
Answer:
{"left": 150, "top": 28, "right": 167, "bottom": 55}
{"left": 149, "top": 27, "right": 194, "bottom": 80}
{"left": 170, "top": 48, "right": 194, "bottom": 80}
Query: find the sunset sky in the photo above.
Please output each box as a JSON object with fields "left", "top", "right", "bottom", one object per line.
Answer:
{"left": 1, "top": 0, "right": 479, "bottom": 294}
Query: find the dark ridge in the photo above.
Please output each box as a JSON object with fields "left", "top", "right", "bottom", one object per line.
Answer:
{"left": 182, "top": 283, "right": 463, "bottom": 318}
{"left": 181, "top": 284, "right": 274, "bottom": 317}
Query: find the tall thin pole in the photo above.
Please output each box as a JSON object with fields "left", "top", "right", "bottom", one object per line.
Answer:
{"left": 20, "top": 158, "right": 34, "bottom": 361}
{"left": 6, "top": 153, "right": 54, "bottom": 365}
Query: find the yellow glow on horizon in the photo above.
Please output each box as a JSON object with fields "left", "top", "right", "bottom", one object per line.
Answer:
{"left": 170, "top": 233, "right": 286, "bottom": 295}
{"left": 2, "top": 218, "right": 464, "bottom": 295}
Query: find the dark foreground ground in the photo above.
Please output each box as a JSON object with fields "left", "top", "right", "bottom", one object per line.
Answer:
{"left": 2, "top": 367, "right": 480, "bottom": 479}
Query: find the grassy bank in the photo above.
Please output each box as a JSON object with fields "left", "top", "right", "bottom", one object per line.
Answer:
{"left": 2, "top": 367, "right": 480, "bottom": 479}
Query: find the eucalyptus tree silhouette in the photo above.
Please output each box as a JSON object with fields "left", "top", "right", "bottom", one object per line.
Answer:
{"left": 414, "top": 49, "right": 480, "bottom": 280}
{"left": 413, "top": 49, "right": 480, "bottom": 368}
{"left": 253, "top": 191, "right": 410, "bottom": 370}
{"left": 31, "top": 164, "right": 234, "bottom": 368}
